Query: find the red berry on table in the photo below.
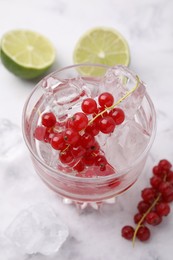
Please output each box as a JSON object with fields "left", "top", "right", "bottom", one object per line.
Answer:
{"left": 98, "top": 92, "right": 114, "bottom": 107}
{"left": 121, "top": 226, "right": 135, "bottom": 240}
{"left": 81, "top": 98, "right": 97, "bottom": 114}
{"left": 167, "top": 171, "right": 173, "bottom": 185}
{"left": 136, "top": 226, "right": 150, "bottom": 241}
{"left": 134, "top": 213, "right": 145, "bottom": 224}
{"left": 158, "top": 182, "right": 171, "bottom": 193}
{"left": 146, "top": 212, "right": 162, "bottom": 226}
{"left": 51, "top": 133, "right": 67, "bottom": 150}
{"left": 41, "top": 112, "right": 56, "bottom": 127}
{"left": 152, "top": 165, "right": 163, "bottom": 178}
{"left": 150, "top": 176, "right": 162, "bottom": 190}
{"left": 155, "top": 202, "right": 170, "bottom": 217}
{"left": 122, "top": 159, "right": 173, "bottom": 244}
{"left": 141, "top": 187, "right": 157, "bottom": 203}
{"left": 137, "top": 201, "right": 150, "bottom": 214}
{"left": 59, "top": 150, "right": 74, "bottom": 164}
{"left": 159, "top": 183, "right": 173, "bottom": 203}
{"left": 158, "top": 159, "right": 172, "bottom": 172}
{"left": 34, "top": 126, "right": 46, "bottom": 141}
{"left": 99, "top": 116, "right": 116, "bottom": 134}
{"left": 63, "top": 128, "right": 80, "bottom": 145}
{"left": 109, "top": 108, "right": 125, "bottom": 125}
{"left": 71, "top": 112, "right": 88, "bottom": 131}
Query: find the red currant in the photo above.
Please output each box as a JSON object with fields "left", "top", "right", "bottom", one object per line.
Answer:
{"left": 34, "top": 126, "right": 46, "bottom": 141}
{"left": 159, "top": 182, "right": 173, "bottom": 202}
{"left": 109, "top": 108, "right": 125, "bottom": 125}
{"left": 71, "top": 112, "right": 88, "bottom": 131}
{"left": 82, "top": 152, "right": 95, "bottom": 166}
{"left": 150, "top": 176, "right": 162, "bottom": 190}
{"left": 99, "top": 116, "right": 116, "bottom": 134}
{"left": 141, "top": 188, "right": 157, "bottom": 203}
{"left": 70, "top": 145, "right": 86, "bottom": 158}
{"left": 152, "top": 165, "right": 163, "bottom": 178}
{"left": 155, "top": 202, "right": 170, "bottom": 217}
{"left": 80, "top": 133, "right": 95, "bottom": 148}
{"left": 59, "top": 150, "right": 74, "bottom": 164}
{"left": 94, "top": 155, "right": 107, "bottom": 171}
{"left": 136, "top": 226, "right": 150, "bottom": 241}
{"left": 81, "top": 98, "right": 97, "bottom": 114}
{"left": 42, "top": 112, "right": 56, "bottom": 127}
{"left": 158, "top": 159, "right": 172, "bottom": 172}
{"left": 98, "top": 92, "right": 114, "bottom": 108}
{"left": 51, "top": 133, "right": 67, "bottom": 150}
{"left": 63, "top": 128, "right": 80, "bottom": 145}
{"left": 44, "top": 128, "right": 54, "bottom": 143}
{"left": 87, "top": 141, "right": 100, "bottom": 154}
{"left": 73, "top": 160, "right": 85, "bottom": 172}
{"left": 137, "top": 201, "right": 150, "bottom": 214}
{"left": 85, "top": 122, "right": 99, "bottom": 136}
{"left": 167, "top": 171, "right": 173, "bottom": 185}
{"left": 146, "top": 212, "right": 162, "bottom": 226}
{"left": 121, "top": 226, "right": 134, "bottom": 240}
{"left": 134, "top": 213, "right": 145, "bottom": 224}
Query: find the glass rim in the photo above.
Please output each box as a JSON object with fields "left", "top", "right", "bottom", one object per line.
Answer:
{"left": 22, "top": 63, "right": 156, "bottom": 183}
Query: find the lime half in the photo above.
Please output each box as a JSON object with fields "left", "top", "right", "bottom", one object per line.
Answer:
{"left": 73, "top": 27, "right": 130, "bottom": 76}
{"left": 0, "top": 30, "right": 56, "bottom": 79}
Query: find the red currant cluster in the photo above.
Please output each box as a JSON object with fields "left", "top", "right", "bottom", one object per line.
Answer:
{"left": 34, "top": 92, "right": 125, "bottom": 175}
{"left": 122, "top": 159, "right": 173, "bottom": 243}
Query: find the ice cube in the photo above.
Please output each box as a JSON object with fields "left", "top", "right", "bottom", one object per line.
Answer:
{"left": 0, "top": 119, "right": 23, "bottom": 158}
{"left": 103, "top": 120, "right": 150, "bottom": 171}
{"left": 101, "top": 66, "right": 146, "bottom": 118}
{"left": 42, "top": 76, "right": 91, "bottom": 122}
{"left": 0, "top": 235, "right": 24, "bottom": 260}
{"left": 5, "top": 203, "right": 69, "bottom": 256}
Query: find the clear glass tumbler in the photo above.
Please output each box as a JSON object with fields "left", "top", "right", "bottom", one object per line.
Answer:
{"left": 22, "top": 64, "right": 156, "bottom": 209}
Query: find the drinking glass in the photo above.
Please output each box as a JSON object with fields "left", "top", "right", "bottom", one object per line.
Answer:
{"left": 22, "top": 64, "right": 156, "bottom": 210}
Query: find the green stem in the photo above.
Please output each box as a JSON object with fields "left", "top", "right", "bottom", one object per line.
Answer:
{"left": 89, "top": 75, "right": 140, "bottom": 125}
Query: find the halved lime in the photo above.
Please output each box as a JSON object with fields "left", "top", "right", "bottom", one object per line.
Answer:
{"left": 73, "top": 27, "right": 130, "bottom": 76}
{"left": 0, "top": 30, "right": 56, "bottom": 79}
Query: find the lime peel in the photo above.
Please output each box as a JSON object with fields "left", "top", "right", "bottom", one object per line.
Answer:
{"left": 0, "top": 29, "right": 56, "bottom": 79}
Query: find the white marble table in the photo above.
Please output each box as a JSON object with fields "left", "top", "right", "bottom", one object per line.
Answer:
{"left": 0, "top": 0, "right": 173, "bottom": 259}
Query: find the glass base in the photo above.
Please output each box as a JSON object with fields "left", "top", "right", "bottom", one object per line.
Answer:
{"left": 62, "top": 197, "right": 117, "bottom": 212}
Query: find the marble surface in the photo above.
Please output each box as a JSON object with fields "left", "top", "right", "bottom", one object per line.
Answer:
{"left": 0, "top": 0, "right": 173, "bottom": 259}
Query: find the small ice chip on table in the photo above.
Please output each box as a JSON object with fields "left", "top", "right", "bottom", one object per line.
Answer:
{"left": 4, "top": 203, "right": 69, "bottom": 256}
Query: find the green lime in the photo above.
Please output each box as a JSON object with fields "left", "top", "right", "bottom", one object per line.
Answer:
{"left": 0, "top": 30, "right": 56, "bottom": 79}
{"left": 73, "top": 27, "right": 130, "bottom": 76}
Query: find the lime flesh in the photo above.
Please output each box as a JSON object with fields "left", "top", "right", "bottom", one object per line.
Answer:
{"left": 0, "top": 30, "right": 56, "bottom": 79}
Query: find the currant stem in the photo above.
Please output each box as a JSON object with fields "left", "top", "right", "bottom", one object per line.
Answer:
{"left": 62, "top": 144, "right": 70, "bottom": 153}
{"left": 132, "top": 174, "right": 167, "bottom": 246}
{"left": 89, "top": 75, "right": 140, "bottom": 125}
{"left": 132, "top": 194, "right": 161, "bottom": 247}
